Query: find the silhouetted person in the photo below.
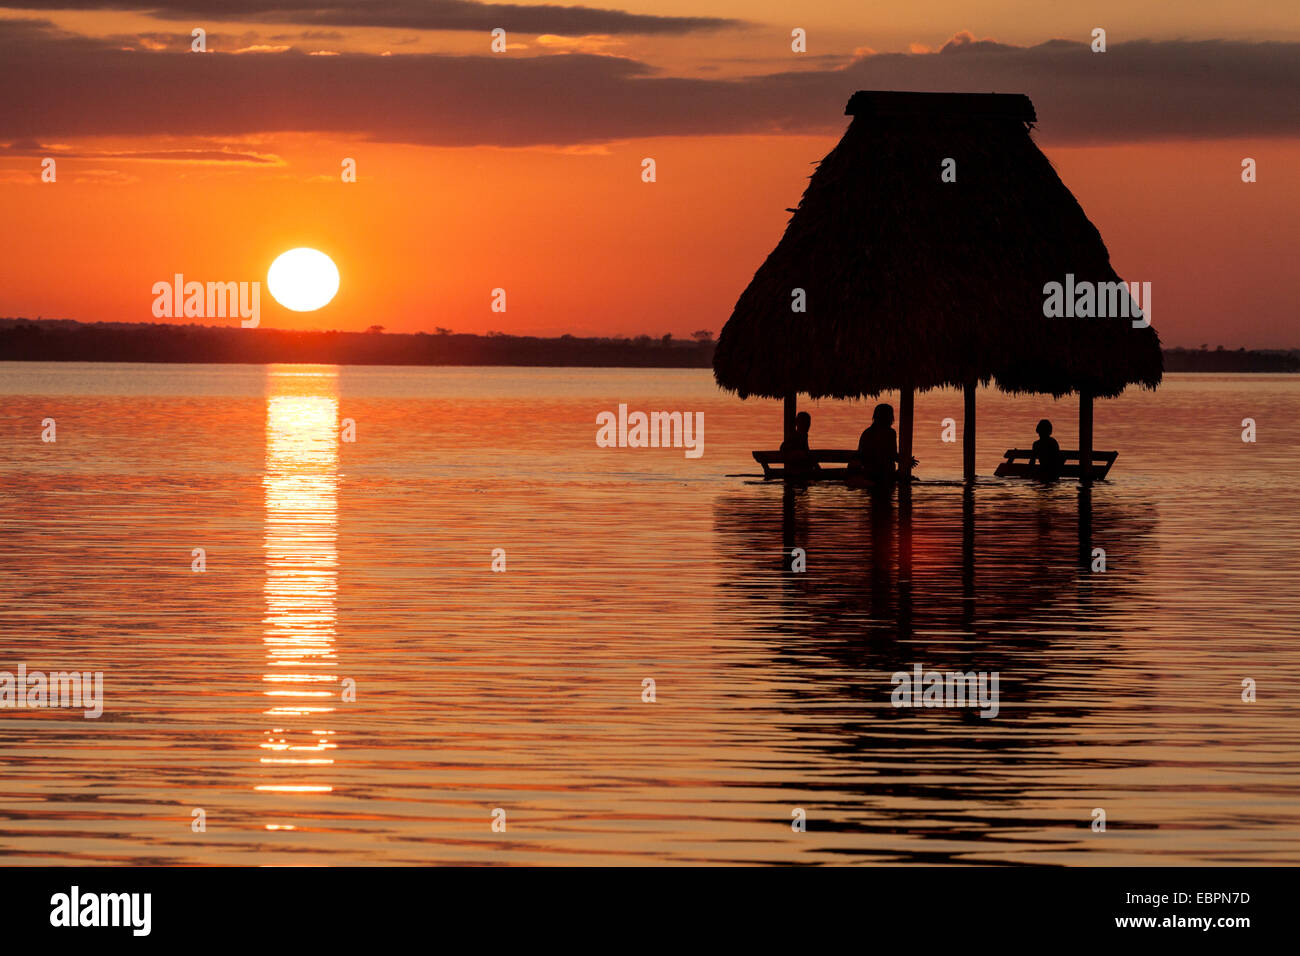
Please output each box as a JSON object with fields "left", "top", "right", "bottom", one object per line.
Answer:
{"left": 1028, "top": 419, "right": 1062, "bottom": 481}
{"left": 854, "top": 403, "right": 917, "bottom": 482}
{"left": 780, "top": 411, "right": 819, "bottom": 478}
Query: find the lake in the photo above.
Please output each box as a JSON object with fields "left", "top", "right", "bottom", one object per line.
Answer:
{"left": 1, "top": 363, "right": 1297, "bottom": 864}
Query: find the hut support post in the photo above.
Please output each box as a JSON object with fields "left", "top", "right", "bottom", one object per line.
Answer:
{"left": 899, "top": 387, "right": 914, "bottom": 483}
{"left": 963, "top": 380, "right": 976, "bottom": 483}
{"left": 1079, "top": 390, "right": 1094, "bottom": 485}
{"left": 784, "top": 392, "right": 797, "bottom": 445}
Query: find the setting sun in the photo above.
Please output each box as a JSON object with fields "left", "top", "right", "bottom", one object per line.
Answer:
{"left": 267, "top": 248, "right": 340, "bottom": 312}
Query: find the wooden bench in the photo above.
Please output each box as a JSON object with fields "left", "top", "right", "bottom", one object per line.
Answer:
{"left": 993, "top": 449, "right": 1117, "bottom": 480}
{"left": 752, "top": 449, "right": 860, "bottom": 480}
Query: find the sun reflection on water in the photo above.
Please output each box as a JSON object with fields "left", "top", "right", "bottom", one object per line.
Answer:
{"left": 260, "top": 368, "right": 340, "bottom": 801}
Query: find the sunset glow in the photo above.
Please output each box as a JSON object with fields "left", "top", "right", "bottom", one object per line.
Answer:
{"left": 1, "top": 0, "right": 1298, "bottom": 905}
{"left": 0, "top": 5, "right": 1296, "bottom": 345}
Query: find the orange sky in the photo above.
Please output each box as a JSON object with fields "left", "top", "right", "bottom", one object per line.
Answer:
{"left": 1, "top": 2, "right": 1297, "bottom": 346}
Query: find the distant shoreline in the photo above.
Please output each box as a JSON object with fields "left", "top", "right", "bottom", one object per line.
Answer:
{"left": 2, "top": 319, "right": 1297, "bottom": 373}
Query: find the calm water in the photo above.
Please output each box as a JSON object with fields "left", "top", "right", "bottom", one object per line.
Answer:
{"left": 1, "top": 362, "right": 1298, "bottom": 865}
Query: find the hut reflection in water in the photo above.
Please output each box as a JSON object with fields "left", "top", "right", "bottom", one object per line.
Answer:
{"left": 712, "top": 483, "right": 1158, "bottom": 862}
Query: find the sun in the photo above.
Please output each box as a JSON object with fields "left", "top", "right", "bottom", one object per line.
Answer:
{"left": 267, "top": 248, "right": 340, "bottom": 312}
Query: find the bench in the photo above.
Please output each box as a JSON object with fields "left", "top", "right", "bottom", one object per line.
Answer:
{"left": 993, "top": 449, "right": 1117, "bottom": 480}
{"left": 752, "top": 449, "right": 860, "bottom": 480}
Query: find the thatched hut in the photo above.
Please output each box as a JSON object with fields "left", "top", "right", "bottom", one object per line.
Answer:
{"left": 713, "top": 90, "right": 1162, "bottom": 482}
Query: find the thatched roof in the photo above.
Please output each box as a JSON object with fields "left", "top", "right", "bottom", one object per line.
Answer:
{"left": 713, "top": 91, "right": 1162, "bottom": 401}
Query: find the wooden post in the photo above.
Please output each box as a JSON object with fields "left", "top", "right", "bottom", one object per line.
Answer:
{"left": 784, "top": 391, "right": 797, "bottom": 445}
{"left": 1079, "top": 389, "right": 1094, "bottom": 485}
{"left": 899, "top": 387, "right": 914, "bottom": 483}
{"left": 963, "top": 380, "right": 976, "bottom": 483}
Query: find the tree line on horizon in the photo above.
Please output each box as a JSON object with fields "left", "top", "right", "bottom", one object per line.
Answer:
{"left": 0, "top": 318, "right": 716, "bottom": 368}
{"left": 1, "top": 318, "right": 1296, "bottom": 372}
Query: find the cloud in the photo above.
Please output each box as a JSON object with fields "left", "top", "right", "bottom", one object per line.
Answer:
{"left": 6, "top": 0, "right": 741, "bottom": 35}
{"left": 71, "top": 168, "right": 141, "bottom": 184}
{"left": 0, "top": 138, "right": 284, "bottom": 165}
{"left": 937, "top": 29, "right": 1010, "bottom": 53}
{"left": 267, "top": 30, "right": 346, "bottom": 41}
{"left": 0, "top": 21, "right": 1295, "bottom": 147}
{"left": 535, "top": 34, "right": 625, "bottom": 54}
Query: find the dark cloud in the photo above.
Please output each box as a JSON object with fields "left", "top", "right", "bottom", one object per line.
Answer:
{"left": 266, "top": 30, "right": 347, "bottom": 41}
{"left": 0, "top": 140, "right": 281, "bottom": 163}
{"left": 0, "top": 20, "right": 1295, "bottom": 147}
{"left": 3, "top": 0, "right": 741, "bottom": 35}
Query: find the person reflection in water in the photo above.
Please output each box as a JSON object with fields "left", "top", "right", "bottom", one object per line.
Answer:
{"left": 854, "top": 403, "right": 916, "bottom": 482}
{"left": 1028, "top": 418, "right": 1063, "bottom": 481}
{"left": 780, "top": 411, "right": 819, "bottom": 479}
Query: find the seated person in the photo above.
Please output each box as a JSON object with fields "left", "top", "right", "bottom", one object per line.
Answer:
{"left": 779, "top": 411, "right": 819, "bottom": 477}
{"left": 1028, "top": 418, "right": 1063, "bottom": 481}
{"left": 853, "top": 403, "right": 917, "bottom": 482}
